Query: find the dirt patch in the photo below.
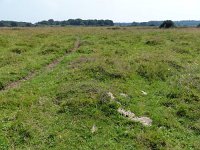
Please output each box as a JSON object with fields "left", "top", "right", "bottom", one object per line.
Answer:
{"left": 69, "top": 38, "right": 81, "bottom": 52}
{"left": 46, "top": 57, "right": 64, "bottom": 70}
{"left": 46, "top": 38, "right": 81, "bottom": 70}
{"left": 3, "top": 72, "right": 36, "bottom": 90}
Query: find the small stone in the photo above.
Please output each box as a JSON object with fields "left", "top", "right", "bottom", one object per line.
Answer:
{"left": 117, "top": 108, "right": 152, "bottom": 126}
{"left": 120, "top": 93, "right": 128, "bottom": 97}
{"left": 91, "top": 124, "right": 98, "bottom": 134}
{"left": 118, "top": 108, "right": 136, "bottom": 118}
{"left": 141, "top": 91, "right": 148, "bottom": 95}
{"left": 107, "top": 92, "right": 115, "bottom": 100}
{"left": 131, "top": 117, "right": 152, "bottom": 126}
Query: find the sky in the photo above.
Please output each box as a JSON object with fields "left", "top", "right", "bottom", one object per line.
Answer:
{"left": 0, "top": 0, "right": 200, "bottom": 23}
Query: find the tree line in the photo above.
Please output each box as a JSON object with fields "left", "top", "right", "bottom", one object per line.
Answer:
{"left": 1, "top": 19, "right": 200, "bottom": 28}
{"left": 0, "top": 19, "right": 114, "bottom": 27}
{"left": 0, "top": 21, "right": 32, "bottom": 27}
{"left": 36, "top": 19, "right": 114, "bottom": 26}
{"left": 130, "top": 20, "right": 200, "bottom": 27}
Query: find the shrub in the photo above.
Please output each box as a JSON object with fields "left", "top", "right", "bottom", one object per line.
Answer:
{"left": 136, "top": 62, "right": 171, "bottom": 81}
{"left": 41, "top": 43, "right": 61, "bottom": 55}
{"left": 0, "top": 82, "right": 4, "bottom": 90}
{"left": 10, "top": 22, "right": 18, "bottom": 27}
{"left": 88, "top": 66, "right": 124, "bottom": 81}
{"left": 0, "top": 22, "right": 4, "bottom": 27}
{"left": 145, "top": 39, "right": 161, "bottom": 46}
{"left": 11, "top": 47, "right": 27, "bottom": 54}
{"left": 159, "top": 20, "right": 175, "bottom": 28}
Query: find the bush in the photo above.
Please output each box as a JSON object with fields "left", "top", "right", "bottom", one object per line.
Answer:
{"left": 11, "top": 47, "right": 27, "bottom": 54}
{"left": 40, "top": 43, "right": 61, "bottom": 55}
{"left": 0, "top": 81, "right": 4, "bottom": 90}
{"left": 197, "top": 24, "right": 200, "bottom": 28}
{"left": 0, "top": 22, "right": 4, "bottom": 27}
{"left": 136, "top": 62, "right": 171, "bottom": 81}
{"left": 159, "top": 20, "right": 175, "bottom": 28}
{"left": 10, "top": 22, "right": 18, "bottom": 27}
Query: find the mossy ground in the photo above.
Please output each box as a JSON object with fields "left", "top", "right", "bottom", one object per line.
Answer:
{"left": 0, "top": 27, "right": 200, "bottom": 149}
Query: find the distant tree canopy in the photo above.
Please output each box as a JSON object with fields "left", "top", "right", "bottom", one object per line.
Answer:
{"left": 0, "top": 21, "right": 33, "bottom": 27}
{"left": 0, "top": 22, "right": 4, "bottom": 27}
{"left": 0, "top": 19, "right": 114, "bottom": 27}
{"left": 1, "top": 19, "right": 200, "bottom": 28}
{"left": 159, "top": 20, "right": 175, "bottom": 28}
{"left": 131, "top": 21, "right": 163, "bottom": 27}
{"left": 36, "top": 19, "right": 114, "bottom": 26}
{"left": 10, "top": 22, "right": 18, "bottom": 27}
{"left": 130, "top": 20, "right": 200, "bottom": 27}
{"left": 197, "top": 24, "right": 200, "bottom": 28}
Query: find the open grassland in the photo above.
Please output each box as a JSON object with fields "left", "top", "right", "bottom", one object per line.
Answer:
{"left": 0, "top": 27, "right": 200, "bottom": 149}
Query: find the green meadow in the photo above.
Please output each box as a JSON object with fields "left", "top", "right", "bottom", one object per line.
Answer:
{"left": 0, "top": 27, "right": 200, "bottom": 149}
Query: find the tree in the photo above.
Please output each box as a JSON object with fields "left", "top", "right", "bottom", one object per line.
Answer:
{"left": 60, "top": 21, "right": 68, "bottom": 26}
{"left": 97, "top": 20, "right": 104, "bottom": 26}
{"left": 48, "top": 19, "right": 55, "bottom": 25}
{"left": 25, "top": 23, "right": 32, "bottom": 27}
{"left": 104, "top": 20, "right": 114, "bottom": 26}
{"left": 36, "top": 20, "right": 48, "bottom": 26}
{"left": 10, "top": 22, "right": 18, "bottom": 27}
{"left": 159, "top": 20, "right": 175, "bottom": 28}
{"left": 0, "top": 22, "right": 4, "bottom": 27}
{"left": 197, "top": 24, "right": 200, "bottom": 28}
{"left": 75, "top": 19, "right": 83, "bottom": 25}
{"left": 131, "top": 22, "right": 139, "bottom": 26}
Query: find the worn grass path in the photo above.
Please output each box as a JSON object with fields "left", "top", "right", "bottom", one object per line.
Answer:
{"left": 0, "top": 42, "right": 82, "bottom": 149}
{"left": 0, "top": 54, "right": 81, "bottom": 149}
{"left": 1, "top": 38, "right": 81, "bottom": 92}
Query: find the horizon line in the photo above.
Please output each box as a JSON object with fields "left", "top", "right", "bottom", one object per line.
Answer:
{"left": 1, "top": 19, "right": 200, "bottom": 24}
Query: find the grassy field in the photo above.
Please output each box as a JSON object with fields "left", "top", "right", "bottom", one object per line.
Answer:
{"left": 0, "top": 27, "right": 200, "bottom": 149}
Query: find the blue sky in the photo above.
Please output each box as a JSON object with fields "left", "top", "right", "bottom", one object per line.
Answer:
{"left": 0, "top": 0, "right": 199, "bottom": 23}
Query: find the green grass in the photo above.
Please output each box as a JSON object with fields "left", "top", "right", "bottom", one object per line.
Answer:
{"left": 0, "top": 27, "right": 200, "bottom": 149}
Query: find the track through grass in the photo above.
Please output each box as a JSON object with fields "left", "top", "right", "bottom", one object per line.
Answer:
{"left": 1, "top": 38, "right": 81, "bottom": 92}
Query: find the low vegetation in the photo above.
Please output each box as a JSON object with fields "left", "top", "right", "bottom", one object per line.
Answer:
{"left": 0, "top": 27, "right": 199, "bottom": 149}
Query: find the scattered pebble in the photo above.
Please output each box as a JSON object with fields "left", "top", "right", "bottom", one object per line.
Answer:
{"left": 141, "top": 91, "right": 148, "bottom": 95}
{"left": 118, "top": 108, "right": 135, "bottom": 118}
{"left": 106, "top": 91, "right": 153, "bottom": 126}
{"left": 131, "top": 117, "right": 152, "bottom": 126}
{"left": 118, "top": 108, "right": 152, "bottom": 126}
{"left": 107, "top": 92, "right": 115, "bottom": 100}
{"left": 120, "top": 93, "right": 128, "bottom": 97}
{"left": 91, "top": 124, "right": 98, "bottom": 133}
